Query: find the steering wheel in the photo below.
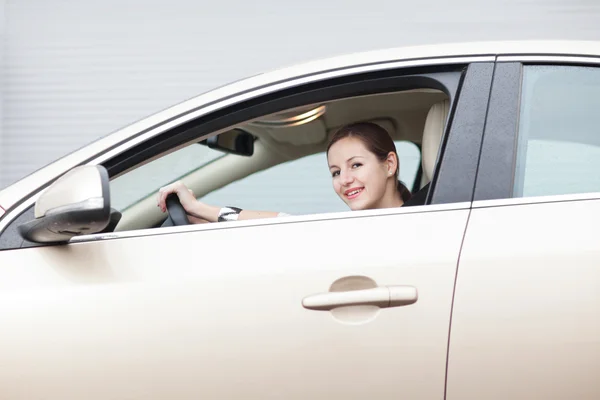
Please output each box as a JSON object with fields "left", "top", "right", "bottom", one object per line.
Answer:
{"left": 162, "top": 193, "right": 190, "bottom": 226}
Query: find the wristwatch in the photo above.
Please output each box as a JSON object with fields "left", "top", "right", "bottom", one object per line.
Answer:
{"left": 217, "top": 206, "right": 242, "bottom": 222}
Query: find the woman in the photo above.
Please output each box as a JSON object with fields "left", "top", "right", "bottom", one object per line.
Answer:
{"left": 157, "top": 122, "right": 412, "bottom": 222}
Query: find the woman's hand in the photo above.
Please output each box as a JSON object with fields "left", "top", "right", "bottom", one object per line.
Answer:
{"left": 157, "top": 181, "right": 220, "bottom": 222}
{"left": 156, "top": 181, "right": 281, "bottom": 223}
{"left": 157, "top": 181, "right": 197, "bottom": 214}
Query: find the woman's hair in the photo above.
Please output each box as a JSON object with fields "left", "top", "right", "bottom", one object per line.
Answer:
{"left": 326, "top": 122, "right": 412, "bottom": 203}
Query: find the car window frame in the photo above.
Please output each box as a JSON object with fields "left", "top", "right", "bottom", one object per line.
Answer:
{"left": 0, "top": 58, "right": 494, "bottom": 250}
{"left": 473, "top": 56, "right": 600, "bottom": 206}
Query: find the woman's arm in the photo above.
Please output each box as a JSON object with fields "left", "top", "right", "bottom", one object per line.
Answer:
{"left": 186, "top": 214, "right": 210, "bottom": 224}
{"left": 157, "top": 181, "right": 281, "bottom": 223}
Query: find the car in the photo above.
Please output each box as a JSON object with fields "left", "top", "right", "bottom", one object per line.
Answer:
{"left": 0, "top": 40, "right": 599, "bottom": 399}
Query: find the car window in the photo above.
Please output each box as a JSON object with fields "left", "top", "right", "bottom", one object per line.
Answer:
{"left": 110, "top": 144, "right": 223, "bottom": 211}
{"left": 200, "top": 141, "right": 421, "bottom": 215}
{"left": 513, "top": 65, "right": 600, "bottom": 198}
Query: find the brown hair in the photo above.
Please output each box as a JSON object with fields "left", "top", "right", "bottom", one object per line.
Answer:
{"left": 326, "top": 122, "right": 412, "bottom": 203}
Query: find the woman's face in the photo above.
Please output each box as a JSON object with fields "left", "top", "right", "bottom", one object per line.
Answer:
{"left": 327, "top": 137, "right": 396, "bottom": 211}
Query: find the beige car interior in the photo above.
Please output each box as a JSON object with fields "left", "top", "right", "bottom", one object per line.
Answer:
{"left": 115, "top": 89, "right": 450, "bottom": 232}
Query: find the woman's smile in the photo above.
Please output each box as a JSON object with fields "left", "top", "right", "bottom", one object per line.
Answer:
{"left": 344, "top": 186, "right": 364, "bottom": 200}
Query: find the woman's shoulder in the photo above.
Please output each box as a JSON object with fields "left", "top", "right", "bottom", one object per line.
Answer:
{"left": 402, "top": 183, "right": 430, "bottom": 207}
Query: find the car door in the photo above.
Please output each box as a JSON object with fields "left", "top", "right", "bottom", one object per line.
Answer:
{"left": 447, "top": 59, "right": 600, "bottom": 399}
{"left": 0, "top": 59, "right": 494, "bottom": 399}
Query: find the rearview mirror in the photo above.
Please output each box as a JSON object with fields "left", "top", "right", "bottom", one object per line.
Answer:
{"left": 200, "top": 129, "right": 254, "bottom": 156}
{"left": 18, "top": 165, "right": 113, "bottom": 244}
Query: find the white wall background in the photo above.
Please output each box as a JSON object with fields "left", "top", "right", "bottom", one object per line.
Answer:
{"left": 1, "top": 0, "right": 600, "bottom": 189}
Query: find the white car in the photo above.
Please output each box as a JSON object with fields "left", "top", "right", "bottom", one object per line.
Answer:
{"left": 0, "top": 41, "right": 599, "bottom": 400}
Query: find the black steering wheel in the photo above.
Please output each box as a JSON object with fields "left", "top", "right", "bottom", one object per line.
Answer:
{"left": 162, "top": 193, "right": 190, "bottom": 227}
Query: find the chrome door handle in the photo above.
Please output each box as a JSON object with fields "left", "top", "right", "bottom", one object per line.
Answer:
{"left": 302, "top": 285, "right": 418, "bottom": 311}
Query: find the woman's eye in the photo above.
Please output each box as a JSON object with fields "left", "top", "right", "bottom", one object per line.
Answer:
{"left": 331, "top": 171, "right": 340, "bottom": 178}
{"left": 352, "top": 163, "right": 362, "bottom": 169}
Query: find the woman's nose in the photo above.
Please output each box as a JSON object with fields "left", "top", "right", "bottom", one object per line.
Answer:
{"left": 341, "top": 171, "right": 354, "bottom": 185}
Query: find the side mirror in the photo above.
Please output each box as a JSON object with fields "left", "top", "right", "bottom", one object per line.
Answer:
{"left": 18, "top": 165, "right": 113, "bottom": 244}
{"left": 200, "top": 129, "right": 254, "bottom": 156}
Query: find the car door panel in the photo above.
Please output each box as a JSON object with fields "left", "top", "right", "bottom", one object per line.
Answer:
{"left": 447, "top": 199, "right": 600, "bottom": 399}
{"left": 0, "top": 208, "right": 468, "bottom": 399}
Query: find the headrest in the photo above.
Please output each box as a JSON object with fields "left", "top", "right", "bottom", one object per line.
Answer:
{"left": 421, "top": 99, "right": 450, "bottom": 182}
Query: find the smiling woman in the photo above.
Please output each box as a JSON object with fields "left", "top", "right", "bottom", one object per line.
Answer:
{"left": 157, "top": 121, "right": 417, "bottom": 222}
{"left": 199, "top": 139, "right": 420, "bottom": 216}
{"left": 327, "top": 122, "right": 412, "bottom": 211}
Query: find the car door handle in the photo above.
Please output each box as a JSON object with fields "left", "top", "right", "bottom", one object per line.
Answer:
{"left": 302, "top": 285, "right": 418, "bottom": 311}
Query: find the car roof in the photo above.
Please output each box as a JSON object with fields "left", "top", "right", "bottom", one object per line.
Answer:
{"left": 2, "top": 40, "right": 600, "bottom": 213}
